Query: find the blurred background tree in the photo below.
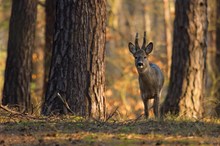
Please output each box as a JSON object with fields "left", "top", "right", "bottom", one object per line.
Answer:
{"left": 0, "top": 0, "right": 11, "bottom": 100}
{"left": 30, "top": 0, "right": 46, "bottom": 114}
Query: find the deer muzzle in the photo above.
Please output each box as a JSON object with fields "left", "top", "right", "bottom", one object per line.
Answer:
{"left": 137, "top": 62, "right": 144, "bottom": 68}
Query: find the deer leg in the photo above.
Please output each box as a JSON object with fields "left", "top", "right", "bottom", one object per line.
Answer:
{"left": 153, "top": 95, "right": 160, "bottom": 118}
{"left": 143, "top": 99, "right": 149, "bottom": 119}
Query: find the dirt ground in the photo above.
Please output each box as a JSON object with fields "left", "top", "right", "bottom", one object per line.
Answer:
{"left": 0, "top": 111, "right": 220, "bottom": 146}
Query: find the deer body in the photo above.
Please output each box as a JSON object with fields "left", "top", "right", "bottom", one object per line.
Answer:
{"left": 128, "top": 32, "right": 164, "bottom": 118}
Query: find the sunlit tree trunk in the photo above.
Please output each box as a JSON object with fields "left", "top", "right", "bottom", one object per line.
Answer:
{"left": 2, "top": 0, "right": 37, "bottom": 113}
{"left": 42, "top": 0, "right": 106, "bottom": 119}
{"left": 161, "top": 0, "right": 208, "bottom": 118}
{"left": 107, "top": 0, "right": 121, "bottom": 30}
{"left": 163, "top": 0, "right": 172, "bottom": 78}
{"left": 141, "top": 0, "right": 151, "bottom": 42}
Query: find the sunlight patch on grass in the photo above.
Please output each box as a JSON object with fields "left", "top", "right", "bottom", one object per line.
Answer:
{"left": 0, "top": 113, "right": 220, "bottom": 145}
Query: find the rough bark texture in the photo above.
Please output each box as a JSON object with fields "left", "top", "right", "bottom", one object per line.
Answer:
{"left": 2, "top": 0, "right": 37, "bottom": 112}
{"left": 161, "top": 0, "right": 208, "bottom": 118}
{"left": 215, "top": 0, "right": 220, "bottom": 116}
{"left": 44, "top": 0, "right": 56, "bottom": 95}
{"left": 42, "top": 0, "right": 106, "bottom": 119}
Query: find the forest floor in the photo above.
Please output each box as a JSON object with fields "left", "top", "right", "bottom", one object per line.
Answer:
{"left": 0, "top": 109, "right": 220, "bottom": 146}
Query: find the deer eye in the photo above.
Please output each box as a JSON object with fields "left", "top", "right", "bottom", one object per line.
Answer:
{"left": 144, "top": 56, "right": 147, "bottom": 59}
{"left": 135, "top": 57, "right": 138, "bottom": 59}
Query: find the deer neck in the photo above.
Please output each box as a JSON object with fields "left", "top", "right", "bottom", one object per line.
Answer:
{"left": 138, "top": 65, "right": 155, "bottom": 82}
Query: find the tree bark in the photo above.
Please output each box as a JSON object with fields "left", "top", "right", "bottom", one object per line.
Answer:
{"left": 161, "top": 0, "right": 208, "bottom": 118}
{"left": 42, "top": 0, "right": 106, "bottom": 119}
{"left": 215, "top": 0, "right": 220, "bottom": 116}
{"left": 2, "top": 0, "right": 37, "bottom": 112}
{"left": 44, "top": 0, "right": 56, "bottom": 96}
{"left": 205, "top": 0, "right": 217, "bottom": 116}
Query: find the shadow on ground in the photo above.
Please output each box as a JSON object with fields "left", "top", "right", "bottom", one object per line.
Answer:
{"left": 0, "top": 114, "right": 220, "bottom": 145}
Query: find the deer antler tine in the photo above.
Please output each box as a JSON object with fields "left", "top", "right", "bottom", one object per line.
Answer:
{"left": 142, "top": 31, "right": 146, "bottom": 49}
{"left": 135, "top": 33, "right": 140, "bottom": 48}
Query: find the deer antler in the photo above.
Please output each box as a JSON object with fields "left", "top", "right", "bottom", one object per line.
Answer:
{"left": 142, "top": 31, "right": 146, "bottom": 49}
{"left": 135, "top": 33, "right": 140, "bottom": 49}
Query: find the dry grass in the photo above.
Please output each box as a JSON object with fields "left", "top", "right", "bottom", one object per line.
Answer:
{"left": 0, "top": 109, "right": 220, "bottom": 146}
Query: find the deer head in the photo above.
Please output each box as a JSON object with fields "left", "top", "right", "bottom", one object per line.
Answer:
{"left": 128, "top": 32, "right": 153, "bottom": 73}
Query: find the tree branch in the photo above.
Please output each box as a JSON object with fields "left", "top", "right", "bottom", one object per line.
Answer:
{"left": 0, "top": 105, "right": 41, "bottom": 120}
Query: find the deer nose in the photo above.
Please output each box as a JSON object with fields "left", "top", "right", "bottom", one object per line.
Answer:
{"left": 137, "top": 62, "right": 144, "bottom": 67}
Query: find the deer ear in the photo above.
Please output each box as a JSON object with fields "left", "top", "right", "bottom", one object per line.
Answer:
{"left": 128, "top": 42, "right": 136, "bottom": 54}
{"left": 144, "top": 42, "right": 153, "bottom": 55}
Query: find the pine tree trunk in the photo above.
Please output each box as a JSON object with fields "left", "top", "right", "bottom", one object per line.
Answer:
{"left": 42, "top": 0, "right": 106, "bottom": 119}
{"left": 161, "top": 0, "right": 208, "bottom": 118}
{"left": 141, "top": 0, "right": 151, "bottom": 42}
{"left": 44, "top": 0, "right": 56, "bottom": 95}
{"left": 215, "top": 0, "right": 220, "bottom": 116}
{"left": 206, "top": 0, "right": 217, "bottom": 116}
{"left": 2, "top": 0, "right": 37, "bottom": 112}
{"left": 163, "top": 0, "right": 172, "bottom": 78}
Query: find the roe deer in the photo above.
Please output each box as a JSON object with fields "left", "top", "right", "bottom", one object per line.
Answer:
{"left": 128, "top": 32, "right": 164, "bottom": 118}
